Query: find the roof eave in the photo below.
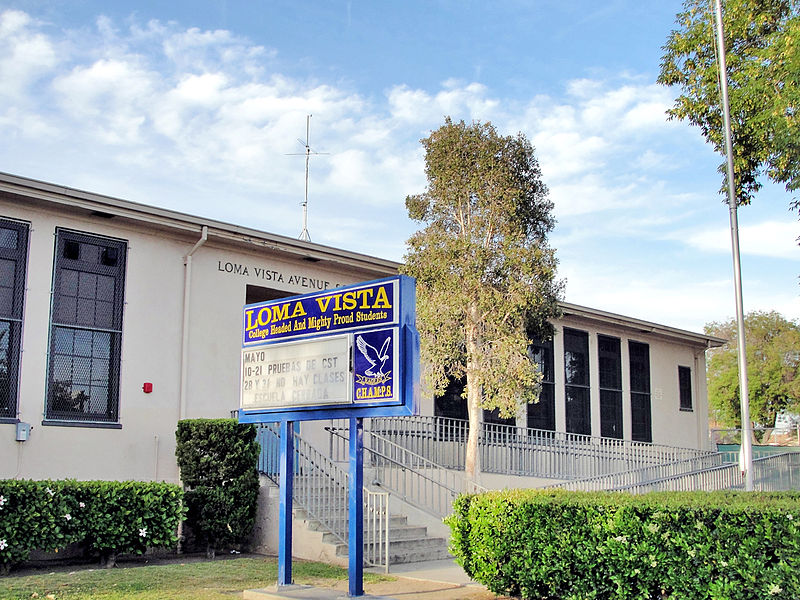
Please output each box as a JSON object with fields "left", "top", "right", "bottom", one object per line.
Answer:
{"left": 558, "top": 301, "right": 726, "bottom": 348}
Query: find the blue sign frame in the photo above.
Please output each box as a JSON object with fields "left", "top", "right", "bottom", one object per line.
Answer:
{"left": 237, "top": 275, "right": 419, "bottom": 596}
{"left": 238, "top": 275, "right": 419, "bottom": 422}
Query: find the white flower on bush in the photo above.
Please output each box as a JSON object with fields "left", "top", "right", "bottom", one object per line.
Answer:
{"left": 45, "top": 487, "right": 54, "bottom": 497}
{"left": 769, "top": 584, "right": 783, "bottom": 595}
{"left": 139, "top": 527, "right": 147, "bottom": 538}
{"left": 0, "top": 495, "right": 6, "bottom": 508}
{"left": 0, "top": 539, "right": 7, "bottom": 550}
{"left": 788, "top": 513, "right": 794, "bottom": 521}
{"left": 64, "top": 513, "right": 71, "bottom": 521}
{"left": 79, "top": 502, "right": 85, "bottom": 508}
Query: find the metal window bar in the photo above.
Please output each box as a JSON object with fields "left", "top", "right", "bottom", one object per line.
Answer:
{"left": 256, "top": 423, "right": 390, "bottom": 571}
{"left": 46, "top": 230, "right": 126, "bottom": 423}
{"left": 0, "top": 218, "right": 29, "bottom": 419}
{"left": 328, "top": 424, "right": 485, "bottom": 519}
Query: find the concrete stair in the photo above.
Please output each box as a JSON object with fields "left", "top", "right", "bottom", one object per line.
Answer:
{"left": 296, "top": 507, "right": 451, "bottom": 566}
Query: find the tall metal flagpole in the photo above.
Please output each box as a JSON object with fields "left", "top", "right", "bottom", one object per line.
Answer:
{"left": 712, "top": 0, "right": 754, "bottom": 490}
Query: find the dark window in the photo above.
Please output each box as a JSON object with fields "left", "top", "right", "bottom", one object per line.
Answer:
{"left": 433, "top": 376, "right": 468, "bottom": 442}
{"left": 527, "top": 338, "right": 555, "bottom": 431}
{"left": 47, "top": 230, "right": 126, "bottom": 423}
{"left": 483, "top": 407, "right": 515, "bottom": 426}
{"left": 629, "top": 340, "right": 651, "bottom": 442}
{"left": 0, "top": 219, "right": 29, "bottom": 420}
{"left": 598, "top": 335, "right": 622, "bottom": 439}
{"left": 564, "top": 328, "right": 590, "bottom": 435}
{"left": 246, "top": 284, "right": 292, "bottom": 304}
{"left": 434, "top": 376, "right": 468, "bottom": 421}
{"left": 678, "top": 366, "right": 693, "bottom": 411}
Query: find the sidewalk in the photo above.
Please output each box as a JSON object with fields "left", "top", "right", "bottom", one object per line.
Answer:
{"left": 244, "top": 558, "right": 502, "bottom": 600}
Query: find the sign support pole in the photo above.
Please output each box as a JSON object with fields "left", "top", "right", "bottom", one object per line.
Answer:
{"left": 278, "top": 419, "right": 294, "bottom": 586}
{"left": 348, "top": 417, "right": 364, "bottom": 597}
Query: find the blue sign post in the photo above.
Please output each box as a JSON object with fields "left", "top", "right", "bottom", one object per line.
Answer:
{"left": 278, "top": 420, "right": 294, "bottom": 586}
{"left": 348, "top": 417, "right": 364, "bottom": 597}
{"left": 238, "top": 275, "right": 418, "bottom": 596}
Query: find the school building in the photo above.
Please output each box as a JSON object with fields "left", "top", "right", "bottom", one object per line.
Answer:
{"left": 0, "top": 171, "right": 723, "bottom": 486}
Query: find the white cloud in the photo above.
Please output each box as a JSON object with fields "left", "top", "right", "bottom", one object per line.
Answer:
{"left": 387, "top": 80, "right": 499, "bottom": 125}
{"left": 683, "top": 221, "right": 800, "bottom": 261}
{"left": 0, "top": 10, "right": 59, "bottom": 100}
{"left": 0, "top": 7, "right": 794, "bottom": 333}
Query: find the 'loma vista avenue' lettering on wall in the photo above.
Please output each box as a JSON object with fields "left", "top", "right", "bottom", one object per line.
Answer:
{"left": 217, "top": 260, "right": 342, "bottom": 291}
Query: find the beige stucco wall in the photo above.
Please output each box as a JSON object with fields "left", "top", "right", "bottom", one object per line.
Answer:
{"left": 1, "top": 199, "right": 188, "bottom": 482}
{"left": 0, "top": 197, "right": 393, "bottom": 484}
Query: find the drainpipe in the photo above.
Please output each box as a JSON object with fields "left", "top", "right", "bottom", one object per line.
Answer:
{"left": 177, "top": 226, "right": 207, "bottom": 554}
{"left": 179, "top": 226, "right": 208, "bottom": 421}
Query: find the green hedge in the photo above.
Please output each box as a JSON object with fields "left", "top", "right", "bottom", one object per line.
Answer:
{"left": 0, "top": 480, "right": 184, "bottom": 574}
{"left": 175, "top": 419, "right": 260, "bottom": 557}
{"left": 445, "top": 489, "right": 800, "bottom": 600}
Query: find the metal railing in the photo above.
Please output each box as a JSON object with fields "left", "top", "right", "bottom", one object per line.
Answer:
{"left": 711, "top": 426, "right": 800, "bottom": 447}
{"left": 549, "top": 452, "right": 729, "bottom": 492}
{"left": 256, "top": 424, "right": 390, "bottom": 571}
{"left": 347, "top": 415, "right": 713, "bottom": 480}
{"left": 562, "top": 451, "right": 800, "bottom": 494}
{"left": 328, "top": 425, "right": 485, "bottom": 519}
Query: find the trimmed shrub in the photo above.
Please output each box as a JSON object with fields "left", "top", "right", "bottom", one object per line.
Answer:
{"left": 175, "top": 418, "right": 259, "bottom": 557}
{"left": 0, "top": 479, "right": 184, "bottom": 574}
{"left": 445, "top": 489, "right": 800, "bottom": 600}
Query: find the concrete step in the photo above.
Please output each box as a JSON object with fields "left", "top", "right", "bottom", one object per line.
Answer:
{"left": 278, "top": 477, "right": 452, "bottom": 566}
{"left": 302, "top": 514, "right": 409, "bottom": 531}
{"left": 334, "top": 536, "right": 451, "bottom": 564}
{"left": 321, "top": 524, "right": 428, "bottom": 545}
{"left": 299, "top": 507, "right": 450, "bottom": 565}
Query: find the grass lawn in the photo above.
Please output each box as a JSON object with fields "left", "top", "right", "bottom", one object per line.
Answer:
{"left": 1, "top": 557, "right": 393, "bottom": 600}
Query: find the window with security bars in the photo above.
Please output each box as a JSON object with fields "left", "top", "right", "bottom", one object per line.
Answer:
{"left": 598, "top": 335, "right": 623, "bottom": 439}
{"left": 47, "top": 230, "right": 126, "bottom": 423}
{"left": 564, "top": 328, "right": 590, "bottom": 435}
{"left": 0, "top": 218, "right": 29, "bottom": 420}
{"left": 678, "top": 365, "right": 693, "bottom": 411}
{"left": 629, "top": 340, "right": 652, "bottom": 442}
{"left": 527, "top": 337, "right": 555, "bottom": 432}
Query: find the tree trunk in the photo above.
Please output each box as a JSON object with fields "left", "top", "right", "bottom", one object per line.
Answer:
{"left": 100, "top": 552, "right": 117, "bottom": 569}
{"left": 465, "top": 305, "right": 481, "bottom": 482}
{"left": 465, "top": 381, "right": 481, "bottom": 481}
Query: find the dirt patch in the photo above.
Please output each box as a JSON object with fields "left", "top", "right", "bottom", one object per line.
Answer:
{"left": 6, "top": 551, "right": 262, "bottom": 577}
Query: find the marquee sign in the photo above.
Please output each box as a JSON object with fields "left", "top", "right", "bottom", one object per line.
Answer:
{"left": 243, "top": 280, "right": 395, "bottom": 343}
{"left": 238, "top": 275, "right": 418, "bottom": 422}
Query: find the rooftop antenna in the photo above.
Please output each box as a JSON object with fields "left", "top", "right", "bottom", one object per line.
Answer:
{"left": 287, "top": 115, "right": 328, "bottom": 242}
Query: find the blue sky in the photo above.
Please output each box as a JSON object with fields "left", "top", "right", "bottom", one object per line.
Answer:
{"left": 1, "top": 1, "right": 798, "bottom": 332}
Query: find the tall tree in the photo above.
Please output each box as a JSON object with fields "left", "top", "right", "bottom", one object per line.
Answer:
{"left": 658, "top": 0, "right": 800, "bottom": 209}
{"left": 705, "top": 311, "right": 800, "bottom": 429}
{"left": 401, "top": 118, "right": 562, "bottom": 480}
